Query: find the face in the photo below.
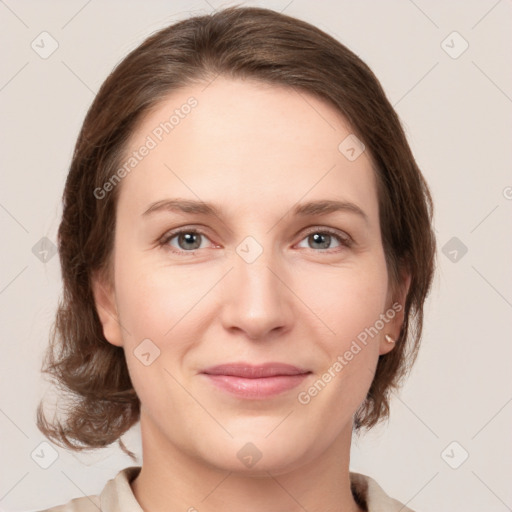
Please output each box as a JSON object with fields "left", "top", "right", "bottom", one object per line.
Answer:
{"left": 93, "top": 76, "right": 407, "bottom": 475}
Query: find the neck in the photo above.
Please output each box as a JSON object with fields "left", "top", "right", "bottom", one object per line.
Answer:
{"left": 130, "top": 412, "right": 364, "bottom": 512}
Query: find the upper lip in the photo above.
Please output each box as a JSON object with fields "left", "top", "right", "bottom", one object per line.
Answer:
{"left": 201, "top": 362, "right": 311, "bottom": 378}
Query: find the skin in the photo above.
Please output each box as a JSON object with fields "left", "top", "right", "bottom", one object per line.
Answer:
{"left": 93, "top": 76, "right": 409, "bottom": 512}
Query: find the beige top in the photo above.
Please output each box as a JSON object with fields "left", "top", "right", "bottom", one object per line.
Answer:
{"left": 39, "top": 466, "right": 415, "bottom": 512}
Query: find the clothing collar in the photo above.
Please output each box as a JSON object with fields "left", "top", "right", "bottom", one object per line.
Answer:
{"left": 98, "top": 466, "right": 415, "bottom": 512}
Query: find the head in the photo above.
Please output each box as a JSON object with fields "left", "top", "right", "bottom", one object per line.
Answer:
{"left": 37, "top": 6, "right": 435, "bottom": 466}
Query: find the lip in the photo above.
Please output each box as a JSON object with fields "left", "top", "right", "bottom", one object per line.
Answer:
{"left": 200, "top": 363, "right": 311, "bottom": 399}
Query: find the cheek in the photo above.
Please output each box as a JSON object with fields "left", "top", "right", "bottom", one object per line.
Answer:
{"left": 294, "top": 264, "right": 388, "bottom": 415}
{"left": 295, "top": 257, "right": 389, "bottom": 341}
{"left": 113, "top": 247, "right": 207, "bottom": 341}
{"left": 293, "top": 256, "right": 389, "bottom": 403}
{"left": 111, "top": 254, "right": 202, "bottom": 410}
{"left": 115, "top": 273, "right": 169, "bottom": 340}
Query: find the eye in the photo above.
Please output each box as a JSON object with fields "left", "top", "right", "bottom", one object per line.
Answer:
{"left": 296, "top": 228, "right": 352, "bottom": 252}
{"left": 158, "top": 226, "right": 353, "bottom": 255}
{"left": 160, "top": 228, "right": 212, "bottom": 253}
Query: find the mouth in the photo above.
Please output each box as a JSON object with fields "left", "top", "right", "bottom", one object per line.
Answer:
{"left": 200, "top": 362, "right": 312, "bottom": 399}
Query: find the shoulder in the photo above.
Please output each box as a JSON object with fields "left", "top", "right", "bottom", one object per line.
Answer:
{"left": 36, "top": 466, "right": 142, "bottom": 512}
{"left": 350, "top": 471, "right": 416, "bottom": 512}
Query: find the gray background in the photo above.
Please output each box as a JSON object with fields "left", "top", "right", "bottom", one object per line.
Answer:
{"left": 1, "top": 1, "right": 511, "bottom": 510}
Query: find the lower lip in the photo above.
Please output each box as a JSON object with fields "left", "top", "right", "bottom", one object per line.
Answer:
{"left": 202, "top": 373, "right": 310, "bottom": 399}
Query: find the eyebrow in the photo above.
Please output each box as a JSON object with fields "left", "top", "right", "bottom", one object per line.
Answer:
{"left": 142, "top": 198, "right": 368, "bottom": 223}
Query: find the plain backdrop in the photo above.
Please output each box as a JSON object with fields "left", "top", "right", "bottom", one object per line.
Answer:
{"left": 0, "top": 1, "right": 511, "bottom": 511}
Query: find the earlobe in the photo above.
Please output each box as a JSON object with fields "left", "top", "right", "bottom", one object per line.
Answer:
{"left": 379, "top": 333, "right": 396, "bottom": 355}
{"left": 379, "top": 271, "right": 411, "bottom": 355}
{"left": 91, "top": 270, "right": 124, "bottom": 347}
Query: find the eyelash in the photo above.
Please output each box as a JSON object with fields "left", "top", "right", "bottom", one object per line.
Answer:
{"left": 158, "top": 226, "right": 354, "bottom": 255}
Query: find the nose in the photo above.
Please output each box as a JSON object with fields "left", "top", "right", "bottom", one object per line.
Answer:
{"left": 219, "top": 245, "right": 294, "bottom": 341}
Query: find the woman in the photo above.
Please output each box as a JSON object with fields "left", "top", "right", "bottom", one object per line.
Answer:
{"left": 37, "top": 6, "right": 436, "bottom": 511}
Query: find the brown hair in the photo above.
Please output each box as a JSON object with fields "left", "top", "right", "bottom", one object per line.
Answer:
{"left": 37, "top": 5, "right": 436, "bottom": 460}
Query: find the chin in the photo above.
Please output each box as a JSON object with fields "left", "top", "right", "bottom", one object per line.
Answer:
{"left": 197, "top": 433, "right": 312, "bottom": 477}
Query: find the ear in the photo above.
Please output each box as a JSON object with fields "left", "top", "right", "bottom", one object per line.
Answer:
{"left": 379, "top": 272, "right": 411, "bottom": 356}
{"left": 91, "top": 269, "right": 124, "bottom": 347}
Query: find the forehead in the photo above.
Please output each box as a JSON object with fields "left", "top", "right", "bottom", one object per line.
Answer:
{"left": 115, "top": 76, "right": 378, "bottom": 223}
